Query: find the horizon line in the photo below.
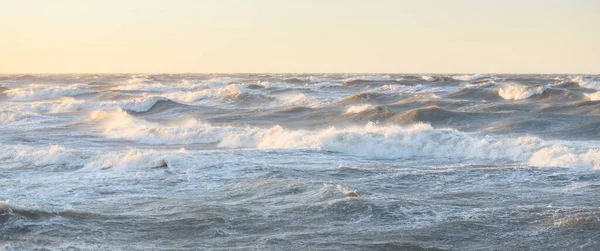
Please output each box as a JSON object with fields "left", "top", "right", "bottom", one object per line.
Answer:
{"left": 1, "top": 72, "right": 599, "bottom": 75}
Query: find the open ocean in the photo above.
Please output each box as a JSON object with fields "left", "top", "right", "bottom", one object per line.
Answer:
{"left": 1, "top": 74, "right": 600, "bottom": 250}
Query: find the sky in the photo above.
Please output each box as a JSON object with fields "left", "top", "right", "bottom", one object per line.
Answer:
{"left": 1, "top": 0, "right": 599, "bottom": 73}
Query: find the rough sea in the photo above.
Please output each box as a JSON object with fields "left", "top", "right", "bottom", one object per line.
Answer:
{"left": 1, "top": 74, "right": 600, "bottom": 250}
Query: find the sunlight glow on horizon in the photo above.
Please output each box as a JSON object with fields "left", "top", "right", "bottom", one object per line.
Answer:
{"left": 1, "top": 0, "right": 599, "bottom": 74}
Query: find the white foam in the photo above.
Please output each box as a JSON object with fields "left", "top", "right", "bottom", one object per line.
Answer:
{"left": 572, "top": 76, "right": 600, "bottom": 90}
{"left": 421, "top": 75, "right": 436, "bottom": 81}
{"left": 0, "top": 144, "right": 84, "bottom": 168}
{"left": 305, "top": 82, "right": 343, "bottom": 89}
{"left": 498, "top": 84, "right": 545, "bottom": 100}
{"left": 112, "top": 79, "right": 197, "bottom": 92}
{"left": 379, "top": 84, "right": 424, "bottom": 93}
{"left": 452, "top": 74, "right": 489, "bottom": 81}
{"left": 584, "top": 92, "right": 600, "bottom": 101}
{"left": 87, "top": 108, "right": 235, "bottom": 144}
{"left": 306, "top": 76, "right": 332, "bottom": 83}
{"left": 256, "top": 81, "right": 296, "bottom": 89}
{"left": 218, "top": 122, "right": 541, "bottom": 161}
{"left": 0, "top": 200, "right": 9, "bottom": 213}
{"left": 85, "top": 148, "right": 191, "bottom": 169}
{"left": 26, "top": 97, "right": 85, "bottom": 113}
{"left": 3, "top": 84, "right": 94, "bottom": 101}
{"left": 378, "top": 84, "right": 457, "bottom": 94}
{"left": 0, "top": 109, "right": 63, "bottom": 127}
{"left": 86, "top": 110, "right": 562, "bottom": 164}
{"left": 280, "top": 94, "right": 323, "bottom": 107}
{"left": 4, "top": 94, "right": 170, "bottom": 114}
{"left": 163, "top": 84, "right": 252, "bottom": 103}
{"left": 344, "top": 75, "right": 393, "bottom": 82}
{"left": 100, "top": 95, "right": 169, "bottom": 112}
{"left": 345, "top": 104, "right": 373, "bottom": 114}
{"left": 529, "top": 146, "right": 600, "bottom": 169}
{"left": 0, "top": 111, "right": 16, "bottom": 123}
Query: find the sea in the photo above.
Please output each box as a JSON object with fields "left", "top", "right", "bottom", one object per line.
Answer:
{"left": 1, "top": 74, "right": 599, "bottom": 250}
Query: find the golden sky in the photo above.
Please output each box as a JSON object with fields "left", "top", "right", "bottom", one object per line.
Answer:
{"left": 1, "top": 0, "right": 599, "bottom": 73}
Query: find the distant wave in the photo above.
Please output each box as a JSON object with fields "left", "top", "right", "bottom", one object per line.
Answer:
{"left": 339, "top": 92, "right": 398, "bottom": 105}
{"left": 420, "top": 75, "right": 436, "bottom": 82}
{"left": 452, "top": 74, "right": 490, "bottom": 81}
{"left": 280, "top": 94, "right": 323, "bottom": 107}
{"left": 103, "top": 96, "right": 173, "bottom": 113}
{"left": 378, "top": 84, "right": 458, "bottom": 94}
{"left": 343, "top": 75, "right": 394, "bottom": 82}
{"left": 3, "top": 84, "right": 96, "bottom": 101}
{"left": 0, "top": 110, "right": 62, "bottom": 126}
{"left": 446, "top": 87, "right": 500, "bottom": 101}
{"left": 389, "top": 106, "right": 457, "bottom": 124}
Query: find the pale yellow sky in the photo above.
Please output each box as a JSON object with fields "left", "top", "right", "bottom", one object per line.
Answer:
{"left": 1, "top": 0, "right": 599, "bottom": 73}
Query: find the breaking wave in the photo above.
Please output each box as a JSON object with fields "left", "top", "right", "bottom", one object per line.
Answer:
{"left": 2, "top": 84, "right": 95, "bottom": 101}
{"left": 498, "top": 84, "right": 546, "bottom": 100}
{"left": 345, "top": 104, "right": 374, "bottom": 114}
{"left": 0, "top": 144, "right": 84, "bottom": 169}
{"left": 573, "top": 76, "right": 600, "bottom": 90}
{"left": 584, "top": 92, "right": 600, "bottom": 101}
{"left": 452, "top": 74, "right": 490, "bottom": 81}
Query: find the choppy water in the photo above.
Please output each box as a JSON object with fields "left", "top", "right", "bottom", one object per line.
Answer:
{"left": 1, "top": 74, "right": 600, "bottom": 250}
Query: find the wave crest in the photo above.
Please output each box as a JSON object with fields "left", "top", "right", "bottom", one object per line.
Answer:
{"left": 498, "top": 84, "right": 546, "bottom": 100}
{"left": 3, "top": 84, "right": 95, "bottom": 101}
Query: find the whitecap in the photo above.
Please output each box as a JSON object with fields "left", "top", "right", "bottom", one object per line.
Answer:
{"left": 498, "top": 84, "right": 545, "bottom": 100}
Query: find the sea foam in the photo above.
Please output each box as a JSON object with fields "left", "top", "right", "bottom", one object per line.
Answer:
{"left": 498, "top": 84, "right": 545, "bottom": 100}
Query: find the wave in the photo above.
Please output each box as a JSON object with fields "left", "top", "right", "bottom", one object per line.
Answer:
{"left": 389, "top": 106, "right": 458, "bottom": 124}
{"left": 529, "top": 146, "right": 600, "bottom": 168}
{"left": 18, "top": 97, "right": 85, "bottom": 114}
{"left": 85, "top": 148, "right": 191, "bottom": 170}
{"left": 0, "top": 200, "right": 98, "bottom": 222}
{"left": 342, "top": 75, "right": 402, "bottom": 86}
{"left": 343, "top": 75, "right": 393, "bottom": 82}
{"left": 87, "top": 108, "right": 236, "bottom": 145}
{"left": 280, "top": 94, "right": 323, "bottom": 107}
{"left": 572, "top": 76, "right": 600, "bottom": 90}
{"left": 339, "top": 92, "right": 398, "bottom": 105}
{"left": 584, "top": 92, "right": 600, "bottom": 101}
{"left": 0, "top": 111, "right": 18, "bottom": 123}
{"left": 445, "top": 87, "right": 501, "bottom": 101}
{"left": 421, "top": 75, "right": 436, "bottom": 82}
{"left": 5, "top": 122, "right": 600, "bottom": 169}
{"left": 498, "top": 84, "right": 546, "bottom": 100}
{"left": 162, "top": 84, "right": 276, "bottom": 107}
{"left": 0, "top": 85, "right": 7, "bottom": 98}
{"left": 217, "top": 122, "right": 541, "bottom": 161}
{"left": 536, "top": 100, "right": 600, "bottom": 115}
{"left": 452, "top": 74, "right": 490, "bottom": 81}
{"left": 0, "top": 110, "right": 63, "bottom": 127}
{"left": 278, "top": 106, "right": 311, "bottom": 113}
{"left": 3, "top": 95, "right": 182, "bottom": 114}
{"left": 378, "top": 84, "right": 457, "bottom": 94}
{"left": 2, "top": 84, "right": 96, "bottom": 101}
{"left": 340, "top": 106, "right": 393, "bottom": 122}
{"left": 345, "top": 104, "right": 374, "bottom": 114}
{"left": 102, "top": 96, "right": 172, "bottom": 113}
{"left": 112, "top": 78, "right": 198, "bottom": 92}
{"left": 0, "top": 144, "right": 84, "bottom": 169}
